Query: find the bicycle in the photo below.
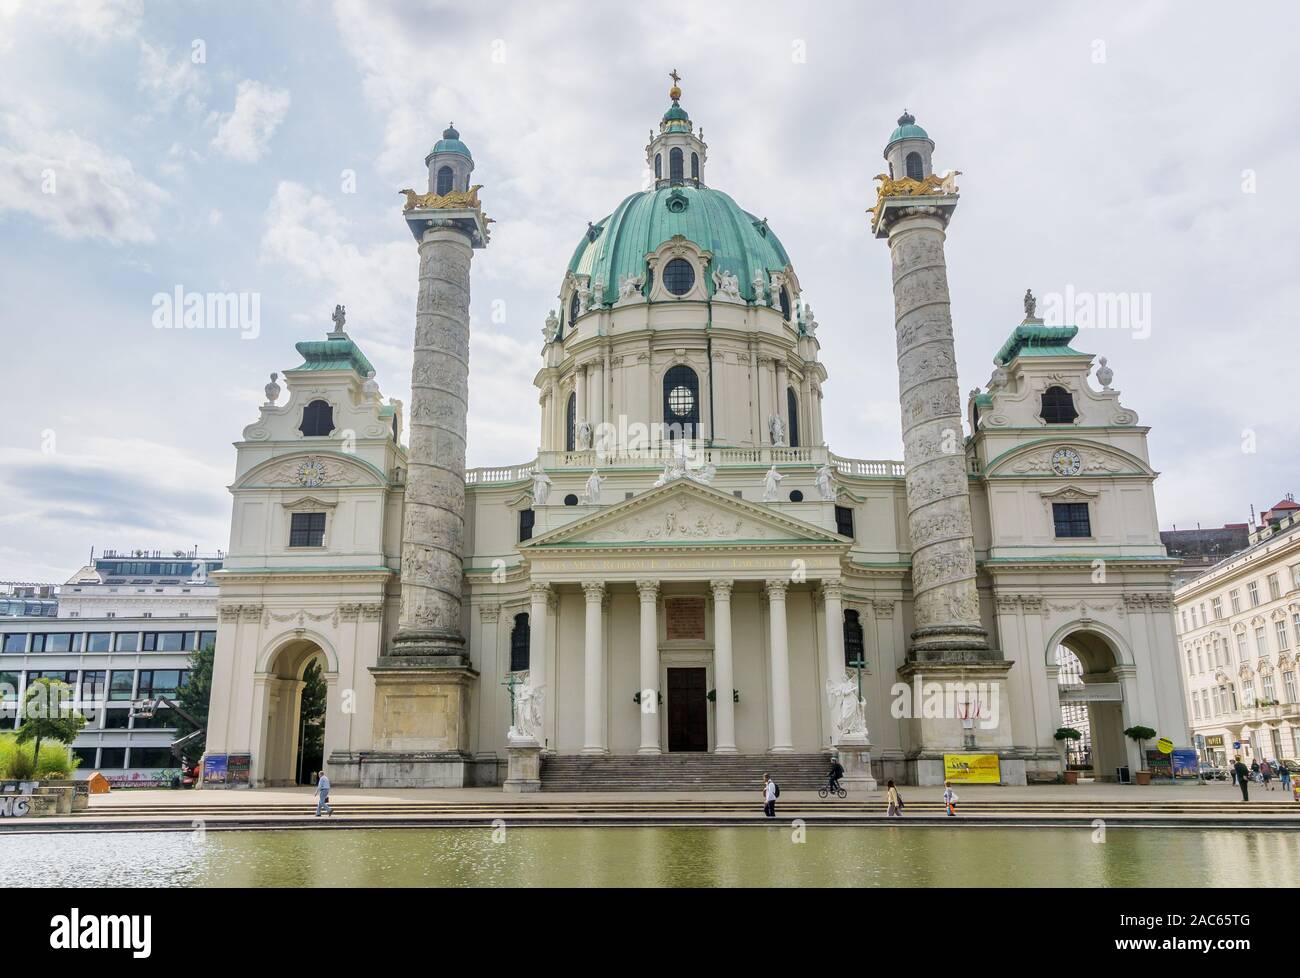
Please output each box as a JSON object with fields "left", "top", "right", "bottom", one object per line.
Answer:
{"left": 818, "top": 783, "right": 848, "bottom": 799}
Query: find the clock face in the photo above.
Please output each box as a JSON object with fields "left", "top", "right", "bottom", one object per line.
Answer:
{"left": 297, "top": 459, "right": 327, "bottom": 487}
{"left": 1051, "top": 448, "right": 1082, "bottom": 477}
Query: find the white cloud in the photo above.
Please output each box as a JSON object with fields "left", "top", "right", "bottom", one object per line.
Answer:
{"left": 210, "top": 79, "right": 290, "bottom": 162}
{"left": 137, "top": 39, "right": 207, "bottom": 117}
{"left": 0, "top": 110, "right": 168, "bottom": 244}
{"left": 0, "top": 0, "right": 142, "bottom": 49}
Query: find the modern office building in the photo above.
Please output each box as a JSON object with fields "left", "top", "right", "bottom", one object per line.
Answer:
{"left": 0, "top": 550, "right": 221, "bottom": 785}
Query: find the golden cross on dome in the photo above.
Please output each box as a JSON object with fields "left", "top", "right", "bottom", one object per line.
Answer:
{"left": 669, "top": 69, "right": 681, "bottom": 86}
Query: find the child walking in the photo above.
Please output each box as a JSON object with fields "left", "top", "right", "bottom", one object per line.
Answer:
{"left": 943, "top": 780, "right": 958, "bottom": 817}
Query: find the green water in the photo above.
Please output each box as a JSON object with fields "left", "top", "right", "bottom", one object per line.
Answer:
{"left": 3, "top": 826, "right": 1298, "bottom": 887}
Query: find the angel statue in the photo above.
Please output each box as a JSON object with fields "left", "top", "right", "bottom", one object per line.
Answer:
{"left": 826, "top": 676, "right": 868, "bottom": 741}
{"left": 582, "top": 468, "right": 604, "bottom": 504}
{"left": 532, "top": 469, "right": 552, "bottom": 505}
{"left": 508, "top": 681, "right": 545, "bottom": 744}
{"left": 768, "top": 413, "right": 786, "bottom": 447}
{"left": 816, "top": 463, "right": 836, "bottom": 501}
{"left": 576, "top": 420, "right": 593, "bottom": 450}
{"left": 762, "top": 465, "right": 783, "bottom": 502}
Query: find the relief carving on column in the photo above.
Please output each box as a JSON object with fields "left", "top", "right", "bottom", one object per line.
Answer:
{"left": 873, "top": 599, "right": 894, "bottom": 619}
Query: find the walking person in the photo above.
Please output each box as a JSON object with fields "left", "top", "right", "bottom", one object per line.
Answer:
{"left": 1261, "top": 760, "right": 1274, "bottom": 791}
{"left": 315, "top": 770, "right": 333, "bottom": 817}
{"left": 942, "top": 780, "right": 958, "bottom": 817}
{"left": 762, "top": 773, "right": 777, "bottom": 818}
{"left": 1232, "top": 757, "right": 1251, "bottom": 802}
{"left": 886, "top": 779, "right": 903, "bottom": 817}
{"left": 1280, "top": 763, "right": 1292, "bottom": 794}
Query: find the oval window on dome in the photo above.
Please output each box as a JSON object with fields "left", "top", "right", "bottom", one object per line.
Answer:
{"left": 663, "top": 258, "right": 695, "bottom": 296}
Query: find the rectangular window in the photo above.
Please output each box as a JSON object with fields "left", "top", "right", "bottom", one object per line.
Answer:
{"left": 141, "top": 632, "right": 193, "bottom": 653}
{"left": 108, "top": 670, "right": 136, "bottom": 701}
{"left": 1192, "top": 695, "right": 1201, "bottom": 720}
{"left": 1276, "top": 620, "right": 1290, "bottom": 651}
{"left": 1243, "top": 682, "right": 1256, "bottom": 706}
{"left": 1191, "top": 606, "right": 1200, "bottom": 628}
{"left": 518, "top": 508, "right": 535, "bottom": 543}
{"left": 98, "top": 747, "right": 127, "bottom": 769}
{"left": 1248, "top": 581, "right": 1260, "bottom": 606}
{"left": 198, "top": 631, "right": 216, "bottom": 651}
{"left": 2, "top": 634, "right": 26, "bottom": 653}
{"left": 131, "top": 747, "right": 174, "bottom": 769}
{"left": 1255, "top": 625, "right": 1268, "bottom": 657}
{"left": 1262, "top": 674, "right": 1276, "bottom": 700}
{"left": 72, "top": 747, "right": 97, "bottom": 770}
{"left": 1236, "top": 632, "right": 1248, "bottom": 663}
{"left": 80, "top": 670, "right": 106, "bottom": 703}
{"left": 1230, "top": 590, "right": 1242, "bottom": 614}
{"left": 289, "top": 512, "right": 327, "bottom": 548}
{"left": 85, "top": 632, "right": 111, "bottom": 652}
{"left": 114, "top": 632, "right": 139, "bottom": 652}
{"left": 1052, "top": 502, "right": 1091, "bottom": 538}
{"left": 1294, "top": 613, "right": 1300, "bottom": 648}
{"left": 1285, "top": 671, "right": 1297, "bottom": 703}
{"left": 137, "top": 670, "right": 184, "bottom": 699}
{"left": 834, "top": 505, "right": 855, "bottom": 539}
{"left": 102, "top": 708, "right": 130, "bottom": 729}
{"left": 1211, "top": 597, "right": 1223, "bottom": 620}
{"left": 1292, "top": 564, "right": 1300, "bottom": 591}
{"left": 1268, "top": 574, "right": 1281, "bottom": 601}
{"left": 31, "top": 633, "right": 75, "bottom": 653}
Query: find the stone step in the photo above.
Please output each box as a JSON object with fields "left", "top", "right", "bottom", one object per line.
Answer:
{"left": 539, "top": 753, "right": 831, "bottom": 791}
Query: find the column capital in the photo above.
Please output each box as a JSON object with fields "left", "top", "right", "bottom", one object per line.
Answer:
{"left": 635, "top": 579, "right": 659, "bottom": 602}
{"left": 873, "top": 598, "right": 895, "bottom": 620}
{"left": 478, "top": 602, "right": 500, "bottom": 623}
{"left": 819, "top": 578, "right": 844, "bottom": 601}
{"left": 765, "top": 579, "right": 788, "bottom": 600}
{"left": 582, "top": 581, "right": 606, "bottom": 603}
{"left": 528, "top": 582, "right": 551, "bottom": 601}
{"left": 710, "top": 579, "right": 734, "bottom": 601}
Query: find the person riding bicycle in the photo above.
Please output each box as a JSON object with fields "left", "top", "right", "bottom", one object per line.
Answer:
{"left": 827, "top": 756, "right": 845, "bottom": 793}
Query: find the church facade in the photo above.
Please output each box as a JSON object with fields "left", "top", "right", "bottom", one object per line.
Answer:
{"left": 205, "top": 84, "right": 1188, "bottom": 789}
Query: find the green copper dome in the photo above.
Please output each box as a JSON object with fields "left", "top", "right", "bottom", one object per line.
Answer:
{"left": 567, "top": 186, "right": 792, "bottom": 305}
{"left": 661, "top": 101, "right": 691, "bottom": 132}
{"left": 886, "top": 110, "right": 929, "bottom": 147}
{"left": 429, "top": 123, "right": 471, "bottom": 159}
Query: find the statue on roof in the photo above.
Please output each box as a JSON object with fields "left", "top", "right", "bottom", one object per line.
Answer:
{"left": 1023, "top": 289, "right": 1036, "bottom": 320}
{"left": 331, "top": 304, "right": 346, "bottom": 334}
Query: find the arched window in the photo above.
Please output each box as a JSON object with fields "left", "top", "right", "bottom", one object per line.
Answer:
{"left": 510, "top": 613, "right": 530, "bottom": 672}
{"left": 569, "top": 290, "right": 580, "bottom": 325}
{"left": 669, "top": 147, "right": 684, "bottom": 184}
{"left": 654, "top": 154, "right": 662, "bottom": 180}
{"left": 690, "top": 152, "right": 699, "bottom": 182}
{"left": 779, "top": 287, "right": 791, "bottom": 321}
{"left": 436, "top": 165, "right": 454, "bottom": 195}
{"left": 786, "top": 387, "right": 800, "bottom": 448}
{"left": 565, "top": 392, "right": 577, "bottom": 452}
{"left": 663, "top": 364, "right": 699, "bottom": 439}
{"left": 1041, "top": 385, "right": 1079, "bottom": 424}
{"left": 843, "top": 610, "right": 865, "bottom": 670}
{"left": 905, "top": 152, "right": 924, "bottom": 181}
{"left": 299, "top": 399, "right": 334, "bottom": 437}
{"left": 662, "top": 258, "right": 695, "bottom": 296}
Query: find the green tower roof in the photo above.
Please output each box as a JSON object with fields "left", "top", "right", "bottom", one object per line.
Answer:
{"left": 429, "top": 123, "right": 471, "bottom": 159}
{"left": 887, "top": 110, "right": 930, "bottom": 147}
{"left": 994, "top": 324, "right": 1086, "bottom": 366}
{"left": 292, "top": 336, "right": 375, "bottom": 377}
{"left": 566, "top": 185, "right": 792, "bottom": 305}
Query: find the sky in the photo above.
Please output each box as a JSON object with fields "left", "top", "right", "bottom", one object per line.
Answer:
{"left": 1, "top": 0, "right": 1297, "bottom": 583}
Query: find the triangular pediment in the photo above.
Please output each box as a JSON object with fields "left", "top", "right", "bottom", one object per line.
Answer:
{"left": 522, "top": 480, "right": 849, "bottom": 550}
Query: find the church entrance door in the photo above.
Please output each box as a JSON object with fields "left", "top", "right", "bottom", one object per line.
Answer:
{"left": 667, "top": 667, "right": 708, "bottom": 752}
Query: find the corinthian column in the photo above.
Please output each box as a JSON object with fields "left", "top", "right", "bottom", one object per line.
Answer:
{"left": 390, "top": 224, "right": 477, "bottom": 662}
{"left": 873, "top": 178, "right": 989, "bottom": 661}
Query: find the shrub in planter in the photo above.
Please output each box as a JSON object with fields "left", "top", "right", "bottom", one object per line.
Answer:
{"left": 0, "top": 734, "right": 79, "bottom": 779}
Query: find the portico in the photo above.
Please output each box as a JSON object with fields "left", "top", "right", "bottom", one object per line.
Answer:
{"left": 517, "top": 479, "right": 852, "bottom": 756}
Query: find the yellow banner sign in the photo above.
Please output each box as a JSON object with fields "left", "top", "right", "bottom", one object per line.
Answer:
{"left": 943, "top": 754, "right": 1001, "bottom": 784}
{"left": 1156, "top": 738, "right": 1174, "bottom": 754}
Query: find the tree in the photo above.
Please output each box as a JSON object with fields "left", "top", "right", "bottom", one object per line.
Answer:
{"left": 1054, "top": 726, "right": 1083, "bottom": 767}
{"left": 1124, "top": 725, "right": 1158, "bottom": 768}
{"left": 16, "top": 679, "right": 86, "bottom": 774}
{"left": 175, "top": 643, "right": 215, "bottom": 761}
{"left": 296, "top": 659, "right": 327, "bottom": 781}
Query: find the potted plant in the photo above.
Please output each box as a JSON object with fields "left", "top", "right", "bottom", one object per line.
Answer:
{"left": 1054, "top": 727, "right": 1083, "bottom": 783}
{"left": 1124, "top": 725, "right": 1158, "bottom": 784}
